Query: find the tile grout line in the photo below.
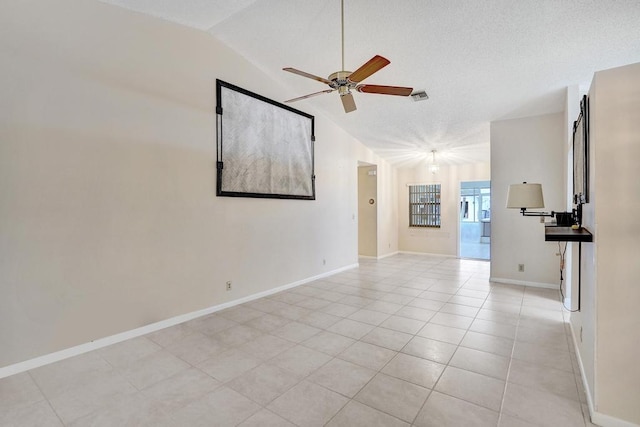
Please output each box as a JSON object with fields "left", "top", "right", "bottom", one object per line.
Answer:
{"left": 495, "top": 287, "right": 524, "bottom": 426}
{"left": 329, "top": 260, "right": 474, "bottom": 426}
{"left": 14, "top": 257, "right": 584, "bottom": 426}
{"left": 412, "top": 275, "right": 505, "bottom": 423}
{"left": 26, "top": 371, "right": 67, "bottom": 427}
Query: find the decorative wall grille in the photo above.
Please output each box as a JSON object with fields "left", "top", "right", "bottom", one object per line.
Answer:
{"left": 409, "top": 184, "right": 441, "bottom": 228}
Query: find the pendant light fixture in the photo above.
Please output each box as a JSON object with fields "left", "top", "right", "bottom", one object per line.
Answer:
{"left": 429, "top": 150, "right": 439, "bottom": 174}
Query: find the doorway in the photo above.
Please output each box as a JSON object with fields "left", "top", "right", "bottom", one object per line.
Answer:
{"left": 358, "top": 163, "right": 377, "bottom": 257}
{"left": 460, "top": 180, "right": 491, "bottom": 260}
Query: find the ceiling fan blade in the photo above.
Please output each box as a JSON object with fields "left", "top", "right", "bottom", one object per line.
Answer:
{"left": 347, "top": 55, "right": 390, "bottom": 83}
{"left": 284, "top": 89, "right": 334, "bottom": 103}
{"left": 341, "top": 92, "right": 357, "bottom": 113}
{"left": 283, "top": 67, "right": 333, "bottom": 85}
{"left": 356, "top": 84, "right": 413, "bottom": 96}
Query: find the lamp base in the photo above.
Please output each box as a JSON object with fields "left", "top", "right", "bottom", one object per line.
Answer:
{"left": 555, "top": 212, "right": 574, "bottom": 226}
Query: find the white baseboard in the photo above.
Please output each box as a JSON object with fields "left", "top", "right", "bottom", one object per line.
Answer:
{"left": 489, "top": 277, "right": 558, "bottom": 290}
{"left": 569, "top": 322, "right": 596, "bottom": 420}
{"left": 377, "top": 251, "right": 399, "bottom": 260}
{"left": 568, "top": 322, "right": 640, "bottom": 427}
{"left": 592, "top": 412, "right": 640, "bottom": 427}
{"left": 398, "top": 250, "right": 456, "bottom": 258}
{"left": 0, "top": 263, "right": 358, "bottom": 379}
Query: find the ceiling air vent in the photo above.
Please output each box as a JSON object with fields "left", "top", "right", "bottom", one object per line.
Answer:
{"left": 411, "top": 91, "right": 429, "bottom": 102}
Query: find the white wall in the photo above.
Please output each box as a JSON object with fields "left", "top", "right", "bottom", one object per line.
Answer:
{"left": 572, "top": 62, "right": 640, "bottom": 426}
{"left": 376, "top": 161, "right": 399, "bottom": 258}
{"left": 490, "top": 112, "right": 565, "bottom": 286}
{"left": 358, "top": 165, "right": 377, "bottom": 257}
{"left": 0, "top": 0, "right": 396, "bottom": 368}
{"left": 398, "top": 162, "right": 490, "bottom": 256}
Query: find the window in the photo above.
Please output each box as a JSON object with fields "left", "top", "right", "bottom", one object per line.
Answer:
{"left": 409, "top": 184, "right": 441, "bottom": 228}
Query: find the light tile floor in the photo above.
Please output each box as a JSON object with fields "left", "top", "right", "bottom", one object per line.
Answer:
{"left": 0, "top": 254, "right": 597, "bottom": 426}
{"left": 460, "top": 241, "right": 490, "bottom": 260}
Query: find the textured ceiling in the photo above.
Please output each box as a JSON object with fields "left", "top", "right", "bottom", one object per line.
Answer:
{"left": 100, "top": 0, "right": 640, "bottom": 167}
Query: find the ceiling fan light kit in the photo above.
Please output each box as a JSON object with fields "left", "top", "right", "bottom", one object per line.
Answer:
{"left": 411, "top": 91, "right": 429, "bottom": 101}
{"left": 283, "top": 0, "right": 413, "bottom": 113}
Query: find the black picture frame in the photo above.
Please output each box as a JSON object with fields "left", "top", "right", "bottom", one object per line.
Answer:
{"left": 216, "top": 79, "right": 315, "bottom": 200}
{"left": 573, "top": 95, "right": 589, "bottom": 204}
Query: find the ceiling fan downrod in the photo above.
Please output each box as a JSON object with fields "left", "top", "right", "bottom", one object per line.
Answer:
{"left": 281, "top": 0, "right": 413, "bottom": 113}
{"left": 341, "top": 0, "right": 345, "bottom": 72}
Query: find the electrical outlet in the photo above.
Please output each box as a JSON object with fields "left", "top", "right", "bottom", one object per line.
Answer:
{"left": 518, "top": 264, "right": 525, "bottom": 272}
{"left": 226, "top": 281, "right": 232, "bottom": 291}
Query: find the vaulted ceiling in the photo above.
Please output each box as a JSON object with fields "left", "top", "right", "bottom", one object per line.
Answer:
{"left": 100, "top": 0, "right": 640, "bottom": 167}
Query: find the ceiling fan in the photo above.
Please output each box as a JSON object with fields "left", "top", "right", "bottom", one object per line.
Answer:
{"left": 282, "top": 0, "right": 413, "bottom": 113}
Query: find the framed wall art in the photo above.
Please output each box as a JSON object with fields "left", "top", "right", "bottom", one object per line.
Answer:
{"left": 216, "top": 79, "right": 315, "bottom": 200}
{"left": 573, "top": 94, "right": 589, "bottom": 204}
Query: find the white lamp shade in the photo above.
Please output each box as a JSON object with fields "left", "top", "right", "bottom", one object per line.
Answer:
{"left": 506, "top": 183, "right": 545, "bottom": 209}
